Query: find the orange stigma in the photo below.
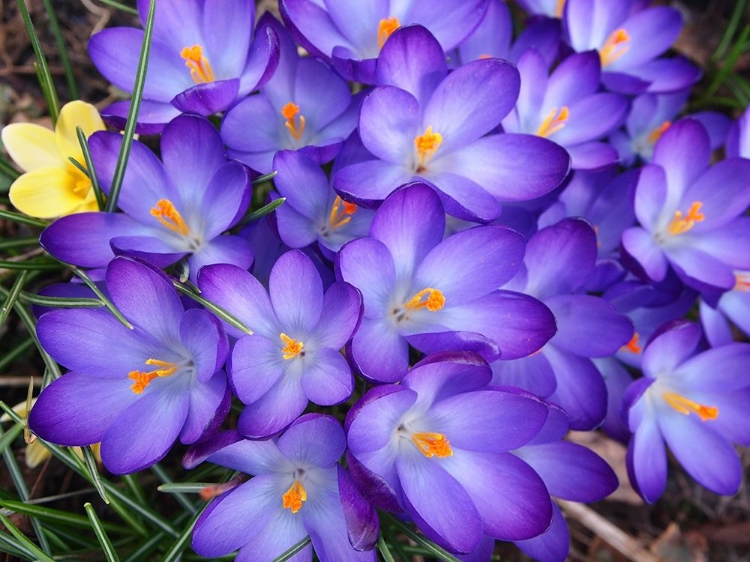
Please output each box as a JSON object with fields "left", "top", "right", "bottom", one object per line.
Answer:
{"left": 281, "top": 102, "right": 306, "bottom": 141}
{"left": 536, "top": 106, "right": 569, "bottom": 138}
{"left": 554, "top": 0, "right": 566, "bottom": 17}
{"left": 151, "top": 199, "right": 190, "bottom": 236}
{"left": 378, "top": 17, "right": 400, "bottom": 49}
{"left": 667, "top": 201, "right": 704, "bottom": 236}
{"left": 280, "top": 333, "right": 304, "bottom": 360}
{"left": 414, "top": 126, "right": 443, "bottom": 171}
{"left": 647, "top": 121, "right": 671, "bottom": 145}
{"left": 180, "top": 44, "right": 215, "bottom": 84}
{"left": 599, "top": 28, "right": 630, "bottom": 67}
{"left": 412, "top": 432, "right": 453, "bottom": 458}
{"left": 127, "top": 359, "right": 178, "bottom": 394}
{"left": 734, "top": 273, "right": 750, "bottom": 292}
{"left": 404, "top": 288, "right": 445, "bottom": 312}
{"left": 663, "top": 392, "right": 718, "bottom": 422}
{"left": 282, "top": 480, "right": 307, "bottom": 513}
{"left": 329, "top": 196, "right": 358, "bottom": 230}
{"left": 621, "top": 333, "right": 642, "bottom": 354}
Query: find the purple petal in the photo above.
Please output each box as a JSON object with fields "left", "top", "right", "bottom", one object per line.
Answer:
{"left": 627, "top": 415, "right": 667, "bottom": 503}
{"left": 235, "top": 508, "right": 309, "bottom": 561}
{"left": 196, "top": 433, "right": 287, "bottom": 474}
{"left": 673, "top": 343, "right": 750, "bottom": 391}
{"left": 29, "top": 373, "right": 138, "bottom": 445}
{"left": 100, "top": 99, "right": 179, "bottom": 134}
{"left": 106, "top": 257, "right": 184, "bottom": 343}
{"left": 333, "top": 160, "right": 414, "bottom": 205}
{"left": 100, "top": 386, "right": 189, "bottom": 474}
{"left": 279, "top": 0, "right": 352, "bottom": 59}
{"left": 237, "top": 370, "right": 308, "bottom": 438}
{"left": 425, "top": 172, "right": 502, "bottom": 222}
{"left": 514, "top": 502, "right": 570, "bottom": 562}
{"left": 653, "top": 118, "right": 710, "bottom": 196}
{"left": 359, "top": 86, "right": 420, "bottom": 163}
{"left": 301, "top": 347, "right": 353, "bottom": 406}
{"left": 346, "top": 386, "right": 417, "bottom": 455}
{"left": 336, "top": 238, "right": 395, "bottom": 317}
{"left": 545, "top": 51, "right": 601, "bottom": 105}
{"left": 687, "top": 159, "right": 750, "bottom": 230}
{"left": 181, "top": 370, "right": 227, "bottom": 444}
{"left": 231, "top": 335, "right": 285, "bottom": 405}
{"left": 278, "top": 414, "right": 346, "bottom": 466}
{"left": 315, "top": 282, "right": 362, "bottom": 349}
{"left": 200, "top": 161, "right": 251, "bottom": 235}
{"left": 179, "top": 308, "right": 223, "bottom": 383}
{"left": 273, "top": 150, "right": 330, "bottom": 220}
{"left": 270, "top": 250, "right": 324, "bottom": 334}
{"left": 188, "top": 236, "right": 255, "bottom": 285}
{"left": 642, "top": 321, "right": 700, "bottom": 377}
{"left": 238, "top": 23, "right": 280, "bottom": 94}
{"left": 337, "top": 465, "right": 379, "bottom": 551}
{"left": 554, "top": 93, "right": 630, "bottom": 145}
{"left": 614, "top": 7, "right": 682, "bottom": 70}
{"left": 621, "top": 227, "right": 668, "bottom": 282}
{"left": 349, "top": 317, "right": 408, "bottom": 383}
{"left": 567, "top": 141, "right": 620, "bottom": 171}
{"left": 202, "top": 0, "right": 255, "bottom": 78}
{"left": 491, "top": 352, "right": 557, "bottom": 397}
{"left": 171, "top": 79, "right": 240, "bottom": 115}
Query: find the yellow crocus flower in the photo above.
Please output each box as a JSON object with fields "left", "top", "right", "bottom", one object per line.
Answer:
{"left": 2, "top": 101, "right": 105, "bottom": 218}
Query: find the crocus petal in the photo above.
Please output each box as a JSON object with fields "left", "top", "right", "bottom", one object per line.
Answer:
{"left": 100, "top": 386, "right": 189, "bottom": 474}
{"left": 273, "top": 150, "right": 331, "bottom": 220}
{"left": 621, "top": 227, "right": 668, "bottom": 282}
{"left": 37, "top": 308, "right": 153, "bottom": 377}
{"left": 192, "top": 477, "right": 281, "bottom": 557}
{"left": 397, "top": 453, "right": 483, "bottom": 554}
{"left": 337, "top": 465, "right": 379, "bottom": 551}
{"left": 314, "top": 282, "right": 362, "bottom": 349}
{"left": 202, "top": 0, "right": 255, "bottom": 78}
{"left": 423, "top": 59, "right": 520, "bottom": 153}
{"left": 301, "top": 348, "right": 353, "bottom": 406}
{"left": 491, "top": 352, "right": 557, "bottom": 397}
{"left": 29, "top": 373, "right": 138, "bottom": 445}
{"left": 2, "top": 122, "right": 63, "bottom": 171}
{"left": 235, "top": 507, "right": 309, "bottom": 561}
{"left": 199, "top": 434, "right": 288, "bottom": 475}
{"left": 514, "top": 502, "right": 570, "bottom": 562}
{"left": 336, "top": 238, "right": 396, "bottom": 317}
{"left": 180, "top": 370, "right": 227, "bottom": 444}
{"left": 566, "top": 141, "right": 620, "bottom": 170}
{"left": 641, "top": 321, "right": 700, "bottom": 377}
{"left": 686, "top": 159, "right": 750, "bottom": 230}
{"left": 612, "top": 7, "right": 682, "bottom": 70}
{"left": 333, "top": 159, "right": 415, "bottom": 205}
{"left": 9, "top": 167, "right": 92, "bottom": 218}
{"left": 545, "top": 51, "right": 601, "bottom": 105}
{"left": 237, "top": 370, "right": 308, "bottom": 438}
{"left": 627, "top": 415, "right": 667, "bottom": 503}
{"left": 375, "top": 25, "right": 447, "bottom": 107}
{"left": 359, "top": 86, "right": 421, "bottom": 163}
{"left": 172, "top": 79, "right": 241, "bottom": 116}
{"left": 443, "top": 451, "right": 553, "bottom": 541}
{"left": 425, "top": 172, "right": 503, "bottom": 222}
{"left": 553, "top": 93, "right": 630, "bottom": 145}
{"left": 278, "top": 414, "right": 346, "bottom": 466}
{"left": 55, "top": 100, "right": 106, "bottom": 163}
{"left": 270, "top": 250, "right": 324, "bottom": 334}
{"left": 101, "top": 99, "right": 181, "bottom": 135}
{"left": 187, "top": 236, "right": 255, "bottom": 284}
{"left": 231, "top": 335, "right": 286, "bottom": 404}
{"left": 110, "top": 236, "right": 187, "bottom": 269}
{"left": 370, "top": 182, "right": 444, "bottom": 282}
{"left": 672, "top": 343, "right": 750, "bottom": 391}
{"left": 280, "top": 0, "right": 355, "bottom": 59}
{"left": 350, "top": 317, "right": 409, "bottom": 383}
{"left": 179, "top": 308, "right": 222, "bottom": 383}
{"left": 652, "top": 118, "right": 710, "bottom": 198}
{"left": 106, "top": 257, "right": 184, "bottom": 343}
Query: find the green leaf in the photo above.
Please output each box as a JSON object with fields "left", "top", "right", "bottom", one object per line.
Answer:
{"left": 712, "top": 0, "right": 748, "bottom": 62}
{"left": 377, "top": 535, "right": 398, "bottom": 562}
{"left": 0, "top": 425, "right": 23, "bottom": 456}
{"left": 158, "top": 506, "right": 206, "bottom": 562}
{"left": 0, "top": 511, "right": 56, "bottom": 562}
{"left": 173, "top": 282, "right": 253, "bottom": 335}
{"left": 0, "top": 209, "right": 48, "bottom": 228}
{"left": 82, "top": 444, "right": 110, "bottom": 505}
{"left": 71, "top": 267, "right": 134, "bottom": 329}
{"left": 105, "top": 0, "right": 157, "bottom": 212}
{"left": 76, "top": 126, "right": 106, "bottom": 210}
{"left": 0, "top": 501, "right": 127, "bottom": 534}
{"left": 97, "top": 0, "right": 139, "bottom": 15}
{"left": 272, "top": 536, "right": 312, "bottom": 562}
{"left": 233, "top": 197, "right": 286, "bottom": 230}
{"left": 0, "top": 259, "right": 60, "bottom": 271}
{"left": 0, "top": 156, "right": 20, "bottom": 180}
{"left": 0, "top": 237, "right": 41, "bottom": 250}
{"left": 16, "top": 0, "right": 60, "bottom": 124}
{"left": 85, "top": 503, "right": 121, "bottom": 562}
{"left": 252, "top": 170, "right": 278, "bottom": 185}
{"left": 382, "top": 513, "right": 462, "bottom": 562}
{"left": 0, "top": 270, "right": 29, "bottom": 326}
{"left": 18, "top": 293, "right": 103, "bottom": 308}
{"left": 40, "top": 0, "right": 78, "bottom": 99}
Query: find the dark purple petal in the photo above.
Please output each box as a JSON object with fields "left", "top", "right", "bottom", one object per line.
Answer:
{"left": 375, "top": 25, "right": 447, "bottom": 106}
{"left": 29, "top": 373, "right": 138, "bottom": 445}
{"left": 545, "top": 50, "right": 601, "bottom": 104}
{"left": 171, "top": 79, "right": 240, "bottom": 115}
{"left": 406, "top": 330, "right": 501, "bottom": 362}
{"left": 181, "top": 370, "right": 227, "bottom": 444}
{"left": 567, "top": 141, "right": 620, "bottom": 170}
{"left": 345, "top": 451, "right": 402, "bottom": 512}
{"left": 337, "top": 465, "right": 379, "bottom": 551}
{"left": 100, "top": 99, "right": 179, "bottom": 134}
{"left": 514, "top": 502, "right": 570, "bottom": 562}
{"left": 106, "top": 257, "right": 184, "bottom": 343}
{"left": 491, "top": 352, "right": 557, "bottom": 397}
{"left": 424, "top": 172, "right": 502, "bottom": 222}
{"left": 238, "top": 23, "right": 281, "bottom": 94}
{"left": 403, "top": 352, "right": 492, "bottom": 402}
{"left": 100, "top": 386, "right": 189, "bottom": 474}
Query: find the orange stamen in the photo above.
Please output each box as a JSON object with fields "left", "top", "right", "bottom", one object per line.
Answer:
{"left": 621, "top": 333, "right": 642, "bottom": 354}
{"left": 329, "top": 196, "right": 358, "bottom": 230}
{"left": 282, "top": 480, "right": 307, "bottom": 513}
{"left": 404, "top": 288, "right": 445, "bottom": 312}
{"left": 281, "top": 102, "right": 306, "bottom": 140}
{"left": 378, "top": 17, "right": 400, "bottom": 49}
{"left": 599, "top": 29, "right": 630, "bottom": 67}
{"left": 477, "top": 54, "right": 493, "bottom": 60}
{"left": 647, "top": 121, "right": 671, "bottom": 145}
{"left": 536, "top": 106, "right": 570, "bottom": 138}
{"left": 667, "top": 201, "right": 704, "bottom": 236}
{"left": 414, "top": 126, "right": 443, "bottom": 171}
{"left": 734, "top": 273, "right": 750, "bottom": 292}
{"left": 151, "top": 199, "right": 190, "bottom": 236}
{"left": 663, "top": 392, "right": 718, "bottom": 422}
{"left": 127, "top": 358, "right": 178, "bottom": 394}
{"left": 412, "top": 432, "right": 453, "bottom": 458}
{"left": 280, "top": 333, "right": 304, "bottom": 360}
{"left": 180, "top": 44, "right": 215, "bottom": 84}
{"left": 554, "top": 0, "right": 566, "bottom": 18}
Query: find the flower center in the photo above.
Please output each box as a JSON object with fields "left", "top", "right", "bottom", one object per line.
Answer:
{"left": 151, "top": 199, "right": 190, "bottom": 236}
{"left": 662, "top": 392, "right": 718, "bottom": 422}
{"left": 646, "top": 121, "right": 671, "bottom": 145}
{"left": 377, "top": 17, "right": 400, "bottom": 49}
{"left": 329, "top": 196, "right": 358, "bottom": 230}
{"left": 280, "top": 333, "right": 304, "bottom": 360}
{"left": 127, "top": 359, "right": 179, "bottom": 394}
{"left": 281, "top": 102, "right": 306, "bottom": 141}
{"left": 667, "top": 201, "right": 704, "bottom": 236}
{"left": 412, "top": 432, "right": 453, "bottom": 458}
{"left": 414, "top": 126, "right": 443, "bottom": 173}
{"left": 405, "top": 288, "right": 445, "bottom": 312}
{"left": 535, "top": 107, "right": 569, "bottom": 138}
{"left": 282, "top": 480, "right": 307, "bottom": 513}
{"left": 599, "top": 28, "right": 630, "bottom": 67}
{"left": 180, "top": 44, "right": 215, "bottom": 84}
{"left": 621, "top": 333, "right": 642, "bottom": 354}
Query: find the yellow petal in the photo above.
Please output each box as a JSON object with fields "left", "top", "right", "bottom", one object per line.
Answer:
{"left": 55, "top": 101, "right": 106, "bottom": 163}
{"left": 25, "top": 441, "right": 51, "bottom": 469}
{"left": 2, "top": 122, "right": 64, "bottom": 172}
{"left": 9, "top": 167, "right": 92, "bottom": 218}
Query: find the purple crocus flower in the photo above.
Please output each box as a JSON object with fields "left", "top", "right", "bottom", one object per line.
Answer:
{"left": 502, "top": 49, "right": 629, "bottom": 170}
{"left": 625, "top": 321, "right": 750, "bottom": 502}
{"left": 333, "top": 25, "right": 570, "bottom": 223}
{"left": 198, "top": 250, "right": 362, "bottom": 438}
{"left": 700, "top": 272, "right": 750, "bottom": 347}
{"left": 337, "top": 182, "right": 556, "bottom": 383}
{"left": 272, "top": 150, "right": 375, "bottom": 259}
{"left": 89, "top": 0, "right": 279, "bottom": 133}
{"left": 28, "top": 257, "right": 229, "bottom": 474}
{"left": 189, "top": 415, "right": 377, "bottom": 560}
{"left": 621, "top": 118, "right": 750, "bottom": 293}
{"left": 346, "top": 352, "right": 553, "bottom": 554}
{"left": 221, "top": 16, "right": 359, "bottom": 174}
{"left": 279, "top": 0, "right": 488, "bottom": 83}
{"left": 563, "top": 0, "right": 700, "bottom": 94}
{"left": 493, "top": 218, "right": 634, "bottom": 430}
{"left": 512, "top": 405, "right": 618, "bottom": 562}
{"left": 40, "top": 115, "right": 253, "bottom": 284}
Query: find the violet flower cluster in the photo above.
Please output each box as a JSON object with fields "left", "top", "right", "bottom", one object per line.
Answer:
{"left": 9, "top": 0, "right": 749, "bottom": 561}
